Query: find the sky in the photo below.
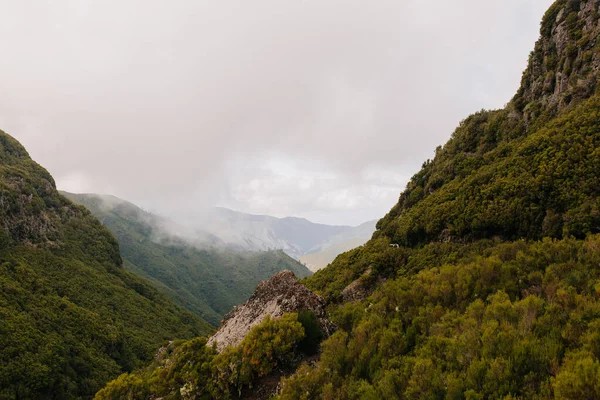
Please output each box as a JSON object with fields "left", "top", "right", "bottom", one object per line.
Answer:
{"left": 0, "top": 0, "right": 554, "bottom": 226}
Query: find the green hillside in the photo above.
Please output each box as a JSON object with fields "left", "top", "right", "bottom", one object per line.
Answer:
{"left": 61, "top": 192, "right": 312, "bottom": 326}
{"left": 286, "top": 0, "right": 600, "bottom": 397}
{"left": 0, "top": 132, "right": 211, "bottom": 399}
{"left": 96, "top": 1, "right": 600, "bottom": 399}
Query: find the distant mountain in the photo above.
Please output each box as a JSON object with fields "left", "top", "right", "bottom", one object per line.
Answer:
{"left": 0, "top": 131, "right": 210, "bottom": 399}
{"left": 299, "top": 220, "right": 377, "bottom": 271}
{"left": 199, "top": 207, "right": 376, "bottom": 263}
{"left": 98, "top": 1, "right": 600, "bottom": 398}
{"left": 62, "top": 192, "right": 312, "bottom": 326}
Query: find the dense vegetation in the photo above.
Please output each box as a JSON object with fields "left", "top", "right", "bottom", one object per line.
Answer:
{"left": 95, "top": 311, "right": 323, "bottom": 399}
{"left": 62, "top": 192, "right": 312, "bottom": 325}
{"left": 39, "top": 0, "right": 600, "bottom": 398}
{"left": 373, "top": 88, "right": 600, "bottom": 248}
{"left": 284, "top": 236, "right": 600, "bottom": 399}
{"left": 0, "top": 132, "right": 211, "bottom": 399}
{"left": 284, "top": 1, "right": 600, "bottom": 397}
{"left": 308, "top": 92, "right": 600, "bottom": 301}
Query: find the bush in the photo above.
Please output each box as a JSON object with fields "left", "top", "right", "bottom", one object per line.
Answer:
{"left": 297, "top": 310, "right": 324, "bottom": 355}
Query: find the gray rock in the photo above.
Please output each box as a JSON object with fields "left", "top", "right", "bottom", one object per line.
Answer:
{"left": 207, "top": 270, "right": 332, "bottom": 351}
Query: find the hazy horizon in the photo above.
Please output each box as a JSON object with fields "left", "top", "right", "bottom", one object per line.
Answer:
{"left": 0, "top": 0, "right": 553, "bottom": 225}
{"left": 61, "top": 189, "right": 376, "bottom": 228}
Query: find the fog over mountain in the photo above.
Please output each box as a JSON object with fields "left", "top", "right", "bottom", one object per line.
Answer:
{"left": 6, "top": 1, "right": 600, "bottom": 398}
{"left": 62, "top": 191, "right": 315, "bottom": 325}
{"left": 63, "top": 191, "right": 376, "bottom": 266}
{"left": 0, "top": 0, "right": 553, "bottom": 225}
{"left": 200, "top": 207, "right": 375, "bottom": 261}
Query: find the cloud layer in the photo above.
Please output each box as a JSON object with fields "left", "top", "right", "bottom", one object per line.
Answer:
{"left": 0, "top": 0, "right": 553, "bottom": 225}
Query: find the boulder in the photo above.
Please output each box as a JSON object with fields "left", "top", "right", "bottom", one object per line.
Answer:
{"left": 207, "top": 270, "right": 332, "bottom": 351}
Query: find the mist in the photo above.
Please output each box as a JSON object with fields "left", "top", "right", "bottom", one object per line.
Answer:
{"left": 0, "top": 0, "right": 554, "bottom": 225}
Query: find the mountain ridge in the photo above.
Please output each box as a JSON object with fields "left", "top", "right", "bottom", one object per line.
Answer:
{"left": 60, "top": 192, "right": 376, "bottom": 271}
{"left": 206, "top": 206, "right": 373, "bottom": 260}
{"left": 61, "top": 191, "right": 313, "bottom": 326}
{"left": 0, "top": 131, "right": 211, "bottom": 399}
{"left": 96, "top": 1, "right": 600, "bottom": 398}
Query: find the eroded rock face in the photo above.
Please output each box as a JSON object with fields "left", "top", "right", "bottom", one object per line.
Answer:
{"left": 207, "top": 270, "right": 332, "bottom": 351}
{"left": 341, "top": 267, "right": 385, "bottom": 302}
{"left": 516, "top": 0, "right": 600, "bottom": 115}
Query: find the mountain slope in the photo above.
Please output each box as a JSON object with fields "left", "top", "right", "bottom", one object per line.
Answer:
{"left": 97, "top": 1, "right": 600, "bottom": 399}
{"left": 201, "top": 207, "right": 370, "bottom": 260}
{"left": 308, "top": 0, "right": 600, "bottom": 299}
{"left": 0, "top": 132, "right": 211, "bottom": 399}
{"left": 61, "top": 192, "right": 312, "bottom": 326}
{"left": 285, "top": 1, "right": 600, "bottom": 397}
{"left": 299, "top": 220, "right": 376, "bottom": 272}
{"left": 96, "top": 271, "right": 332, "bottom": 400}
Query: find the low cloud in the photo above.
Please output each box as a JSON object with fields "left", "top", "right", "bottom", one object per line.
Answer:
{"left": 0, "top": 0, "right": 553, "bottom": 225}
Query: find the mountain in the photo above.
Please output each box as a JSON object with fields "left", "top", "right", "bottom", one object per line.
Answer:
{"left": 96, "top": 271, "right": 333, "bottom": 400}
{"left": 97, "top": 1, "right": 600, "bottom": 398}
{"left": 299, "top": 220, "right": 377, "bottom": 272}
{"left": 290, "top": 1, "right": 600, "bottom": 397}
{"left": 207, "top": 270, "right": 333, "bottom": 352}
{"left": 199, "top": 207, "right": 374, "bottom": 261}
{"left": 0, "top": 132, "right": 211, "bottom": 399}
{"left": 61, "top": 192, "right": 312, "bottom": 326}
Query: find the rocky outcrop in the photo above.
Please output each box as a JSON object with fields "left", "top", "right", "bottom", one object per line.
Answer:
{"left": 514, "top": 0, "right": 600, "bottom": 116}
{"left": 341, "top": 267, "right": 385, "bottom": 302}
{"left": 208, "top": 270, "right": 332, "bottom": 351}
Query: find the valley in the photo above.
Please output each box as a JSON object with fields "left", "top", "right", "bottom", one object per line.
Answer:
{"left": 2, "top": 0, "right": 600, "bottom": 399}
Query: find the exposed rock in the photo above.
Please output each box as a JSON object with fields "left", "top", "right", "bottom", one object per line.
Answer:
{"left": 341, "top": 267, "right": 385, "bottom": 302}
{"left": 515, "top": 0, "right": 600, "bottom": 116}
{"left": 154, "top": 340, "right": 174, "bottom": 362}
{"left": 207, "top": 270, "right": 333, "bottom": 351}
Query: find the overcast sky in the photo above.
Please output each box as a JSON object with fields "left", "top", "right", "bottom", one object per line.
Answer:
{"left": 0, "top": 0, "right": 553, "bottom": 226}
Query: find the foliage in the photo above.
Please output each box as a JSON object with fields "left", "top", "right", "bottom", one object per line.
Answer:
{"left": 0, "top": 130, "right": 211, "bottom": 399}
{"left": 62, "top": 192, "right": 312, "bottom": 325}
{"left": 95, "top": 313, "right": 307, "bottom": 400}
{"left": 374, "top": 95, "right": 600, "bottom": 248}
{"left": 16, "top": 1, "right": 600, "bottom": 399}
{"left": 282, "top": 237, "right": 600, "bottom": 399}
{"left": 297, "top": 310, "right": 324, "bottom": 355}
{"left": 540, "top": 0, "right": 565, "bottom": 38}
{"left": 285, "top": 2, "right": 600, "bottom": 398}
{"left": 212, "top": 314, "right": 305, "bottom": 397}
{"left": 553, "top": 350, "right": 600, "bottom": 399}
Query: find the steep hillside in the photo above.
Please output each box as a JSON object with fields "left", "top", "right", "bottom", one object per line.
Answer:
{"left": 285, "top": 1, "right": 600, "bottom": 397}
{"left": 0, "top": 132, "right": 212, "bottom": 399}
{"left": 97, "top": 1, "right": 600, "bottom": 399}
{"left": 62, "top": 192, "right": 312, "bottom": 326}
{"left": 95, "top": 272, "right": 331, "bottom": 400}
{"left": 308, "top": 0, "right": 600, "bottom": 298}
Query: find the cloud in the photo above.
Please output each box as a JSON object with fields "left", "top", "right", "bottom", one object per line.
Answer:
{"left": 0, "top": 0, "right": 554, "bottom": 225}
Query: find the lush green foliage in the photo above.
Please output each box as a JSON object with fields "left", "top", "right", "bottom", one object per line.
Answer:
{"left": 296, "top": 310, "right": 324, "bottom": 355}
{"left": 19, "top": 1, "right": 600, "bottom": 398}
{"left": 95, "top": 313, "right": 309, "bottom": 399}
{"left": 306, "top": 93, "right": 600, "bottom": 302}
{"left": 375, "top": 95, "right": 600, "bottom": 248}
{"left": 286, "top": 2, "right": 600, "bottom": 398}
{"left": 283, "top": 237, "right": 600, "bottom": 399}
{"left": 62, "top": 192, "right": 312, "bottom": 325}
{"left": 0, "top": 130, "right": 211, "bottom": 399}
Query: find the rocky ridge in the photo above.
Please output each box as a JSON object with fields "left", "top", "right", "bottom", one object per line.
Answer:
{"left": 207, "top": 270, "right": 332, "bottom": 351}
{"left": 515, "top": 0, "right": 600, "bottom": 118}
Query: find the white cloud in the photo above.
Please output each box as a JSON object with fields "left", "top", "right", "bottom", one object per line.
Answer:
{"left": 0, "top": 0, "right": 554, "bottom": 225}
